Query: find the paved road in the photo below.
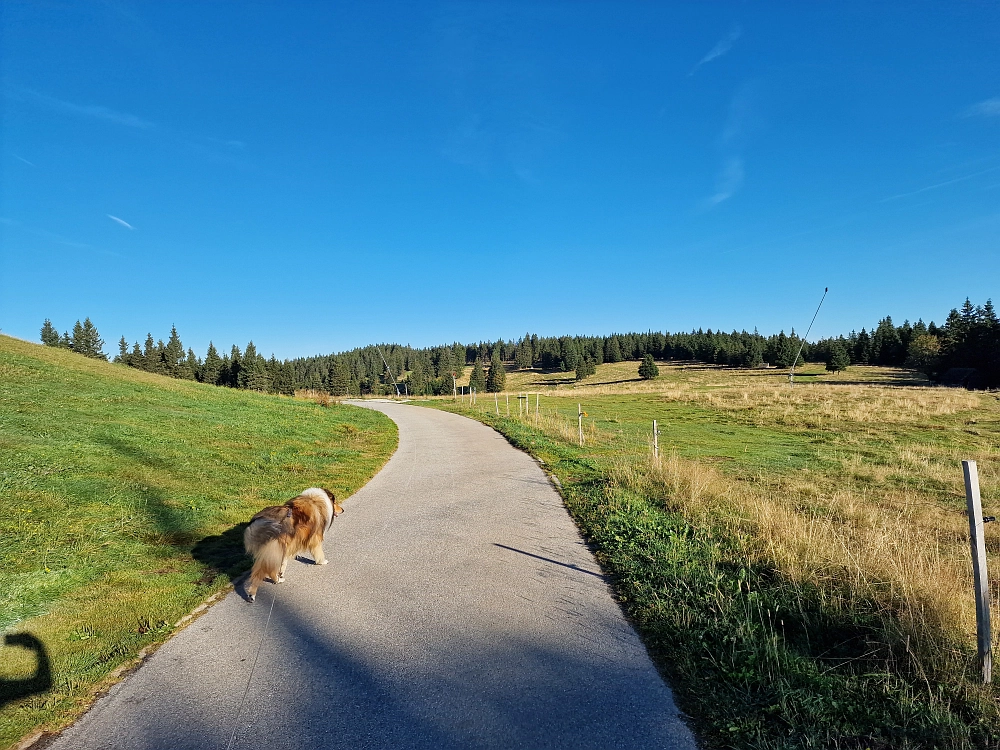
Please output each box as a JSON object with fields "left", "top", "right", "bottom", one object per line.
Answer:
{"left": 46, "top": 402, "right": 697, "bottom": 750}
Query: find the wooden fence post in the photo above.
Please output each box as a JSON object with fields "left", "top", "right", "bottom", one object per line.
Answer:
{"left": 506, "top": 393, "right": 510, "bottom": 417}
{"left": 578, "top": 403, "right": 584, "bottom": 447}
{"left": 653, "top": 419, "right": 659, "bottom": 461}
{"left": 964, "top": 460, "right": 993, "bottom": 684}
{"left": 495, "top": 393, "right": 499, "bottom": 415}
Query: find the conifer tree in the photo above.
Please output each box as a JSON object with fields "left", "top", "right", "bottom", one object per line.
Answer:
{"left": 201, "top": 343, "right": 223, "bottom": 385}
{"left": 70, "top": 318, "right": 106, "bottom": 360}
{"left": 40, "top": 319, "right": 60, "bottom": 346}
{"left": 825, "top": 342, "right": 850, "bottom": 372}
{"left": 143, "top": 334, "right": 156, "bottom": 371}
{"left": 164, "top": 325, "right": 185, "bottom": 376}
{"left": 486, "top": 349, "right": 506, "bottom": 392}
{"left": 116, "top": 336, "right": 129, "bottom": 363}
{"left": 576, "top": 358, "right": 596, "bottom": 380}
{"left": 638, "top": 354, "right": 659, "bottom": 379}
{"left": 181, "top": 348, "right": 199, "bottom": 380}
{"left": 468, "top": 358, "right": 486, "bottom": 393}
{"left": 228, "top": 345, "right": 242, "bottom": 387}
{"left": 328, "top": 359, "right": 351, "bottom": 396}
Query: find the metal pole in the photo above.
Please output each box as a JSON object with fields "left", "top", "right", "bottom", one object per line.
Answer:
{"left": 653, "top": 419, "right": 659, "bottom": 460}
{"left": 578, "top": 403, "right": 583, "bottom": 446}
{"left": 789, "top": 287, "right": 828, "bottom": 384}
{"left": 375, "top": 345, "right": 401, "bottom": 397}
{"left": 495, "top": 393, "right": 499, "bottom": 415}
{"left": 506, "top": 393, "right": 510, "bottom": 417}
{"left": 964, "top": 460, "right": 993, "bottom": 683}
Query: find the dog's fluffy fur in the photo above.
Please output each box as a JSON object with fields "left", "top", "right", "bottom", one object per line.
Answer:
{"left": 243, "top": 487, "right": 343, "bottom": 601}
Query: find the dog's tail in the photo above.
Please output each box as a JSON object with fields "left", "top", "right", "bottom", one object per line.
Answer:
{"left": 244, "top": 518, "right": 287, "bottom": 602}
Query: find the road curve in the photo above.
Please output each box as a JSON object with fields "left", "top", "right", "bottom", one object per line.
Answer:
{"left": 46, "top": 401, "right": 697, "bottom": 750}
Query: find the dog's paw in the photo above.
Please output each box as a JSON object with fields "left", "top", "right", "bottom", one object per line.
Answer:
{"left": 317, "top": 559, "right": 329, "bottom": 566}
{"left": 248, "top": 594, "right": 256, "bottom": 602}
{"left": 276, "top": 576, "right": 285, "bottom": 583}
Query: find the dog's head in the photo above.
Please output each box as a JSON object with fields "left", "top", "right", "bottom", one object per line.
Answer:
{"left": 321, "top": 487, "right": 344, "bottom": 516}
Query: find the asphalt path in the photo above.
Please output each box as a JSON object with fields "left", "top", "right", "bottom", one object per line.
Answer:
{"left": 46, "top": 401, "right": 697, "bottom": 750}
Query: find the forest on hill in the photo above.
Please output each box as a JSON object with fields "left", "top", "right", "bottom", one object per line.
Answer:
{"left": 39, "top": 296, "right": 1000, "bottom": 396}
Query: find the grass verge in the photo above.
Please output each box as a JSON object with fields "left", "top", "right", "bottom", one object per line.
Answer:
{"left": 421, "top": 362, "right": 1000, "bottom": 748}
{"left": 0, "top": 335, "right": 396, "bottom": 749}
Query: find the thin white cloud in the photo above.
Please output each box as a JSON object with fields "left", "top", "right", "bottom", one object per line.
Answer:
{"left": 962, "top": 98, "right": 1000, "bottom": 118}
{"left": 706, "top": 157, "right": 744, "bottom": 206}
{"left": 13, "top": 154, "right": 36, "bottom": 167}
{"left": 881, "top": 165, "right": 1000, "bottom": 202}
{"left": 20, "top": 88, "right": 154, "bottom": 129}
{"left": 107, "top": 214, "right": 135, "bottom": 230}
{"left": 689, "top": 26, "right": 742, "bottom": 77}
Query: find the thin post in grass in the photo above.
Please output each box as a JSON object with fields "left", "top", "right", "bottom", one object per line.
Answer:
{"left": 495, "top": 393, "right": 499, "bottom": 415}
{"left": 578, "top": 403, "right": 584, "bottom": 447}
{"left": 788, "top": 286, "right": 828, "bottom": 385}
{"left": 653, "top": 419, "right": 659, "bottom": 461}
{"left": 535, "top": 393, "right": 539, "bottom": 419}
{"left": 963, "top": 460, "right": 993, "bottom": 684}
{"left": 506, "top": 393, "right": 510, "bottom": 417}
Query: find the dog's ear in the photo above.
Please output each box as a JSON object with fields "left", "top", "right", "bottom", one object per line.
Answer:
{"left": 321, "top": 487, "right": 336, "bottom": 501}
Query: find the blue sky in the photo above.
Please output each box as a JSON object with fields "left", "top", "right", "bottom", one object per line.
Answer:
{"left": 2, "top": 2, "right": 998, "bottom": 360}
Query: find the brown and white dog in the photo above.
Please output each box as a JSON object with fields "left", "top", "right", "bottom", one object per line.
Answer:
{"left": 243, "top": 487, "right": 343, "bottom": 601}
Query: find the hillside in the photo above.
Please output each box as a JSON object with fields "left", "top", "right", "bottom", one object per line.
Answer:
{"left": 0, "top": 335, "right": 396, "bottom": 748}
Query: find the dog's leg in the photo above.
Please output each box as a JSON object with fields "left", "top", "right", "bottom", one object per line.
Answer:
{"left": 310, "top": 538, "right": 328, "bottom": 566}
{"left": 277, "top": 555, "right": 288, "bottom": 582}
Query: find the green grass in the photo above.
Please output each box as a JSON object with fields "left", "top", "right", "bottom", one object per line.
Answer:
{"left": 0, "top": 335, "right": 396, "bottom": 748}
{"left": 420, "top": 361, "right": 1000, "bottom": 749}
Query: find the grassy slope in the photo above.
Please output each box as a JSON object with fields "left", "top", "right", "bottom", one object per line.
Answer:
{"left": 0, "top": 335, "right": 396, "bottom": 748}
{"left": 422, "top": 361, "right": 1000, "bottom": 749}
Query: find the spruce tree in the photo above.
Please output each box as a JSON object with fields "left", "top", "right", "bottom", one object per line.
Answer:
{"left": 201, "top": 343, "right": 223, "bottom": 385}
{"left": 143, "top": 334, "right": 156, "bottom": 371}
{"left": 116, "top": 336, "right": 129, "bottom": 363}
{"left": 181, "top": 348, "right": 199, "bottom": 380}
{"left": 468, "top": 358, "right": 486, "bottom": 393}
{"left": 40, "top": 319, "right": 59, "bottom": 346}
{"left": 486, "top": 349, "right": 506, "bottom": 392}
{"left": 328, "top": 359, "right": 351, "bottom": 396}
{"left": 576, "top": 358, "right": 596, "bottom": 380}
{"left": 825, "top": 342, "right": 850, "bottom": 372}
{"left": 164, "top": 325, "right": 185, "bottom": 376}
{"left": 638, "top": 354, "right": 659, "bottom": 379}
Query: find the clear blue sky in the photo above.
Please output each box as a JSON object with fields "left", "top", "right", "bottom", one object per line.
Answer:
{"left": 2, "top": 2, "right": 998, "bottom": 360}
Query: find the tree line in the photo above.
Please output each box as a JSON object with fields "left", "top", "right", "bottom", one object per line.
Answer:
{"left": 38, "top": 295, "right": 999, "bottom": 395}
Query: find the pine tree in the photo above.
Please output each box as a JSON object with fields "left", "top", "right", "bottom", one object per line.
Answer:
{"left": 638, "top": 354, "right": 659, "bottom": 379}
{"left": 327, "top": 359, "right": 351, "bottom": 396}
{"left": 515, "top": 335, "right": 533, "bottom": 370}
{"left": 181, "top": 348, "right": 199, "bottom": 380}
{"left": 142, "top": 334, "right": 156, "bottom": 371}
{"left": 486, "top": 349, "right": 506, "bottom": 392}
{"left": 70, "top": 318, "right": 106, "bottom": 360}
{"left": 201, "top": 343, "right": 223, "bottom": 384}
{"left": 825, "top": 342, "right": 850, "bottom": 372}
{"left": 239, "top": 341, "right": 270, "bottom": 391}
{"left": 40, "top": 319, "right": 60, "bottom": 346}
{"left": 164, "top": 325, "right": 185, "bottom": 376}
{"left": 468, "top": 358, "right": 486, "bottom": 393}
{"left": 228, "top": 345, "right": 242, "bottom": 387}
{"left": 116, "top": 336, "right": 129, "bottom": 363}
{"left": 575, "top": 358, "right": 596, "bottom": 380}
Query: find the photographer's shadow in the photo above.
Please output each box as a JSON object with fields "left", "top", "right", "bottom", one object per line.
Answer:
{"left": 0, "top": 633, "right": 52, "bottom": 707}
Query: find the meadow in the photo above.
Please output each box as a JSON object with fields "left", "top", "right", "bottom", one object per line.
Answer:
{"left": 429, "top": 360, "right": 1000, "bottom": 748}
{"left": 0, "top": 335, "right": 396, "bottom": 749}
